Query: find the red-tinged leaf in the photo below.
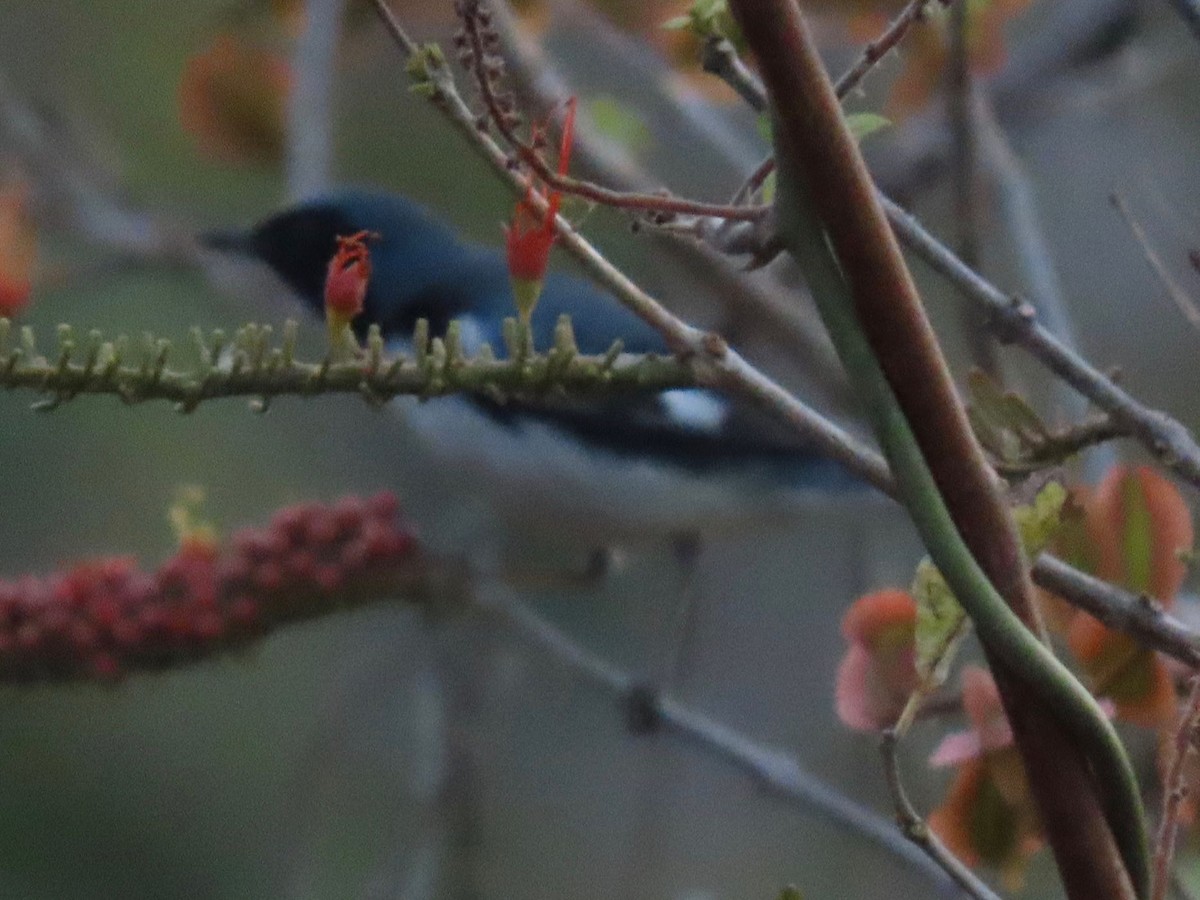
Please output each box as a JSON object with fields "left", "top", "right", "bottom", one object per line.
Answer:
{"left": 1088, "top": 465, "right": 1193, "bottom": 605}
{"left": 178, "top": 32, "right": 292, "bottom": 166}
{"left": 929, "top": 752, "right": 1042, "bottom": 887}
{"left": 929, "top": 761, "right": 987, "bottom": 868}
{"left": 961, "top": 665, "right": 1014, "bottom": 754}
{"left": 835, "top": 590, "right": 918, "bottom": 731}
{"left": 1068, "top": 613, "right": 1178, "bottom": 728}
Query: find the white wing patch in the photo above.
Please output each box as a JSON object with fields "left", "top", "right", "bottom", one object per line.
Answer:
{"left": 660, "top": 389, "right": 728, "bottom": 433}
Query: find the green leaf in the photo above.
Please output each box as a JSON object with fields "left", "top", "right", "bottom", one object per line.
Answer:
{"left": 846, "top": 112, "right": 891, "bottom": 143}
{"left": 761, "top": 171, "right": 777, "bottom": 205}
{"left": 588, "top": 96, "right": 651, "bottom": 156}
{"left": 777, "top": 887, "right": 804, "bottom": 900}
{"left": 911, "top": 559, "right": 968, "bottom": 684}
{"left": 1123, "top": 473, "right": 1154, "bottom": 594}
{"left": 661, "top": 0, "right": 736, "bottom": 40}
{"left": 756, "top": 112, "right": 772, "bottom": 143}
{"left": 966, "top": 369, "right": 1052, "bottom": 463}
{"left": 1013, "top": 481, "right": 1068, "bottom": 556}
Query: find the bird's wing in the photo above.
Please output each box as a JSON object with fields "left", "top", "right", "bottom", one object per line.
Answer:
{"left": 398, "top": 270, "right": 862, "bottom": 489}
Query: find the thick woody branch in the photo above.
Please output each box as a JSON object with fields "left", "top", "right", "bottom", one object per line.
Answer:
{"left": 727, "top": 1, "right": 1135, "bottom": 897}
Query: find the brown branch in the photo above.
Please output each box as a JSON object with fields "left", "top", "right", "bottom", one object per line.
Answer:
{"left": 1153, "top": 677, "right": 1200, "bottom": 900}
{"left": 727, "top": 2, "right": 1136, "bottom": 898}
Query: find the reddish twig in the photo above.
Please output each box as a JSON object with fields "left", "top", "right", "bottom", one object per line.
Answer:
{"left": 453, "top": 0, "right": 765, "bottom": 224}
{"left": 1110, "top": 193, "right": 1200, "bottom": 333}
{"left": 1153, "top": 676, "right": 1200, "bottom": 900}
{"left": 0, "top": 493, "right": 434, "bottom": 682}
{"left": 833, "top": 0, "right": 940, "bottom": 99}
{"left": 727, "top": 0, "right": 941, "bottom": 203}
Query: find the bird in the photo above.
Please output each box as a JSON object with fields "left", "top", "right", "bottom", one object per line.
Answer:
{"left": 200, "top": 189, "right": 871, "bottom": 552}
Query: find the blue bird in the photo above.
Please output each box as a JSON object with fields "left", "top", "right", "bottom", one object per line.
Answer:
{"left": 202, "top": 190, "right": 866, "bottom": 544}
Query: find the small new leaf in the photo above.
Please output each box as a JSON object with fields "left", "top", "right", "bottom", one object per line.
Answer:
{"left": 846, "top": 112, "right": 891, "bottom": 143}
{"left": 662, "top": 0, "right": 735, "bottom": 40}
{"left": 912, "top": 559, "right": 968, "bottom": 684}
{"left": 1013, "top": 481, "right": 1068, "bottom": 556}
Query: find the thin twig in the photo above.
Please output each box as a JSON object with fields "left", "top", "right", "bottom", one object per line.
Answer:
{"left": 486, "top": 591, "right": 967, "bottom": 898}
{"left": 701, "top": 36, "right": 767, "bottom": 112}
{"left": 1033, "top": 555, "right": 1200, "bottom": 669}
{"left": 1152, "top": 677, "right": 1200, "bottom": 900}
{"left": 454, "top": 2, "right": 764, "bottom": 224}
{"left": 946, "top": 6, "right": 998, "bottom": 377}
{"left": 879, "top": 730, "right": 1004, "bottom": 900}
{"left": 723, "top": 0, "right": 938, "bottom": 204}
{"left": 1162, "top": 0, "right": 1200, "bottom": 44}
{"left": 834, "top": 0, "right": 938, "bottom": 99}
{"left": 483, "top": 0, "right": 849, "bottom": 404}
{"left": 1110, "top": 193, "right": 1200, "bottom": 333}
{"left": 370, "top": 0, "right": 891, "bottom": 489}
{"left": 884, "top": 194, "right": 1200, "bottom": 491}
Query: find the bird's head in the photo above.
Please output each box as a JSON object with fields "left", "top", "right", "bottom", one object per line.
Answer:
{"left": 202, "top": 190, "right": 513, "bottom": 342}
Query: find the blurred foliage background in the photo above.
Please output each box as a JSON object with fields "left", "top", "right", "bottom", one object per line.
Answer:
{"left": 0, "top": 0, "right": 1199, "bottom": 897}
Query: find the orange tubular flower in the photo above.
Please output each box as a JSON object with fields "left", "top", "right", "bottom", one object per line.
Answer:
{"left": 505, "top": 97, "right": 577, "bottom": 325}
{"left": 1066, "top": 465, "right": 1194, "bottom": 728}
{"left": 323, "top": 231, "right": 375, "bottom": 353}
{"left": 834, "top": 589, "right": 919, "bottom": 732}
{"left": 928, "top": 666, "right": 1044, "bottom": 889}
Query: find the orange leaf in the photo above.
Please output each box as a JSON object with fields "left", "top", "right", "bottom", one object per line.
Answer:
{"left": 0, "top": 179, "right": 36, "bottom": 318}
{"left": 1087, "top": 464, "right": 1193, "bottom": 605}
{"left": 835, "top": 590, "right": 918, "bottom": 731}
{"left": 178, "top": 32, "right": 292, "bottom": 166}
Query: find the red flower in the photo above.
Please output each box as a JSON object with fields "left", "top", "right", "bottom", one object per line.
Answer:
{"left": 834, "top": 589, "right": 919, "bottom": 731}
{"left": 323, "top": 230, "right": 376, "bottom": 356}
{"left": 505, "top": 97, "right": 576, "bottom": 324}
{"left": 324, "top": 231, "right": 374, "bottom": 321}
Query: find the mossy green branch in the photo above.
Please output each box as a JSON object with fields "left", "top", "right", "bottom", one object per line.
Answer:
{"left": 0, "top": 317, "right": 693, "bottom": 412}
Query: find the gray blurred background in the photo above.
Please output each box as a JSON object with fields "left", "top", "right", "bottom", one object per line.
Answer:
{"left": 0, "top": 0, "right": 1198, "bottom": 897}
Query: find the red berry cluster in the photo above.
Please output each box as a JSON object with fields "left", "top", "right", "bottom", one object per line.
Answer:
{"left": 0, "top": 492, "right": 420, "bottom": 682}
